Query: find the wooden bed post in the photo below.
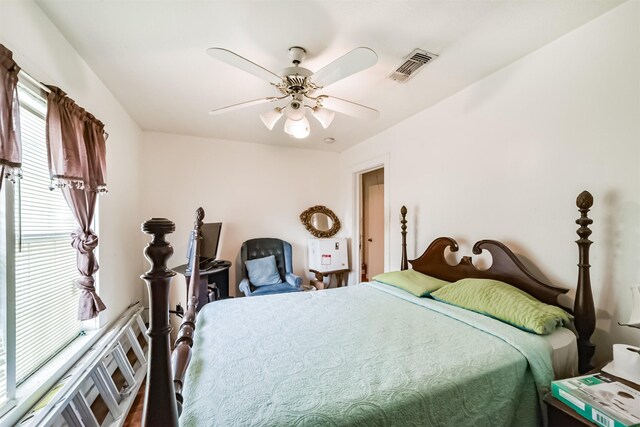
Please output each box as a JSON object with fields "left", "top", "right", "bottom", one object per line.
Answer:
{"left": 172, "top": 207, "right": 204, "bottom": 415}
{"left": 400, "top": 206, "right": 408, "bottom": 271}
{"left": 141, "top": 218, "right": 179, "bottom": 427}
{"left": 574, "top": 190, "right": 596, "bottom": 374}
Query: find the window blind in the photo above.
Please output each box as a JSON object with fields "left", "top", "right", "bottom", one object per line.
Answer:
{"left": 0, "top": 335, "right": 5, "bottom": 405}
{"left": 14, "top": 86, "right": 82, "bottom": 384}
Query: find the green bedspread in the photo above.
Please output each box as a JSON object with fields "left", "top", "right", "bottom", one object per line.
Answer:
{"left": 180, "top": 282, "right": 554, "bottom": 426}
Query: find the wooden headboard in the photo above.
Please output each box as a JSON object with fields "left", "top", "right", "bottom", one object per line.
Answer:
{"left": 399, "top": 190, "right": 596, "bottom": 374}
{"left": 407, "top": 238, "right": 569, "bottom": 309}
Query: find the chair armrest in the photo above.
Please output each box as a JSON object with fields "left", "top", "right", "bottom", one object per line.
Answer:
{"left": 239, "top": 278, "right": 252, "bottom": 296}
{"left": 285, "top": 273, "right": 302, "bottom": 288}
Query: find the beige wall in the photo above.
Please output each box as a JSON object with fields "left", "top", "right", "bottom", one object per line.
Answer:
{"left": 140, "top": 131, "right": 342, "bottom": 302}
{"left": 339, "top": 1, "right": 640, "bottom": 362}
{"left": 0, "top": 1, "right": 144, "bottom": 326}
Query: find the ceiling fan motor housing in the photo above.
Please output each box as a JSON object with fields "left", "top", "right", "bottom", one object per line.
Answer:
{"left": 277, "top": 47, "right": 316, "bottom": 96}
{"left": 277, "top": 69, "right": 316, "bottom": 97}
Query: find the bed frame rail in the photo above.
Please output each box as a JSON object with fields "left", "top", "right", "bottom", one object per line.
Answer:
{"left": 171, "top": 208, "right": 204, "bottom": 415}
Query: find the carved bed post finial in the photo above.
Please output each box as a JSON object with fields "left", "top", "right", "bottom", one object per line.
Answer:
{"left": 189, "top": 207, "right": 205, "bottom": 273}
{"left": 574, "top": 190, "right": 596, "bottom": 374}
{"left": 400, "top": 206, "right": 408, "bottom": 271}
{"left": 195, "top": 206, "right": 204, "bottom": 227}
{"left": 141, "top": 218, "right": 179, "bottom": 427}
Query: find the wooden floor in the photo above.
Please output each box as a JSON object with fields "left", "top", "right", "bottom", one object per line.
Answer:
{"left": 123, "top": 379, "right": 145, "bottom": 427}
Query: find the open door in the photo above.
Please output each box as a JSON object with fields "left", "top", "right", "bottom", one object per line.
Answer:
{"left": 360, "top": 168, "right": 384, "bottom": 281}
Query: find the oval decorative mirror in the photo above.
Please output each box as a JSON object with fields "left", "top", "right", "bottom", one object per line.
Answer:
{"left": 300, "top": 205, "right": 341, "bottom": 238}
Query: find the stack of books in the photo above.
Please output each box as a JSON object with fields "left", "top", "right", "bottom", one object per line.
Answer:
{"left": 552, "top": 373, "right": 640, "bottom": 427}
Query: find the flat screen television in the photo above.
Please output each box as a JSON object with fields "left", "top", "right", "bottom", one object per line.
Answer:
{"left": 186, "top": 222, "right": 222, "bottom": 270}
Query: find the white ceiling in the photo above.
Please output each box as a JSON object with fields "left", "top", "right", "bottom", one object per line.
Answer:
{"left": 36, "top": 0, "right": 622, "bottom": 152}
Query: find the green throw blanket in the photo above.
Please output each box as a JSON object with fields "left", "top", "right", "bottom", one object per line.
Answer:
{"left": 181, "top": 283, "right": 554, "bottom": 426}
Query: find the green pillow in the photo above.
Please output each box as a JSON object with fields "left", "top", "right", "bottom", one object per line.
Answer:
{"left": 373, "top": 269, "right": 450, "bottom": 297}
{"left": 431, "top": 278, "right": 572, "bottom": 335}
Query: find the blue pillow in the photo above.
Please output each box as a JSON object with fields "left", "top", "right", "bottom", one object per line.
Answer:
{"left": 246, "top": 255, "right": 282, "bottom": 287}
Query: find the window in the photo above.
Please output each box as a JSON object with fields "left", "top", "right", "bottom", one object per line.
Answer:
{"left": 0, "top": 82, "right": 84, "bottom": 411}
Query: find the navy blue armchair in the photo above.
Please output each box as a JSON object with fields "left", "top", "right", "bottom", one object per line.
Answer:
{"left": 238, "top": 238, "right": 303, "bottom": 297}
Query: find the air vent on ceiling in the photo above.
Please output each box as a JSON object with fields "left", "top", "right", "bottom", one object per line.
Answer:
{"left": 389, "top": 48, "right": 438, "bottom": 83}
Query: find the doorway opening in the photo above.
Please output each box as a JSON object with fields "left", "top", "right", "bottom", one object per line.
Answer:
{"left": 359, "top": 167, "right": 384, "bottom": 282}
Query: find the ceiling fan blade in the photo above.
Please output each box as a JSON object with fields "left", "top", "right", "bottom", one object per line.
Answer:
{"left": 312, "top": 47, "right": 378, "bottom": 88}
{"left": 207, "top": 48, "right": 282, "bottom": 85}
{"left": 320, "top": 96, "right": 379, "bottom": 121}
{"left": 208, "top": 97, "right": 281, "bottom": 115}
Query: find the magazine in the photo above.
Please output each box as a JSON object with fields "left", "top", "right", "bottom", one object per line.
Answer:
{"left": 552, "top": 373, "right": 640, "bottom": 427}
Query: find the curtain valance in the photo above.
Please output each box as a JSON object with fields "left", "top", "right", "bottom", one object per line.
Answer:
{"left": 46, "top": 86, "right": 107, "bottom": 193}
{"left": 0, "top": 44, "right": 22, "bottom": 190}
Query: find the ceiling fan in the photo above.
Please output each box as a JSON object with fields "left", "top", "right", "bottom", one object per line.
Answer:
{"left": 207, "top": 46, "right": 379, "bottom": 139}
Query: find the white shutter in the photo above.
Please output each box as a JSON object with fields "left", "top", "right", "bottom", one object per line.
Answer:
{"left": 14, "top": 86, "right": 83, "bottom": 384}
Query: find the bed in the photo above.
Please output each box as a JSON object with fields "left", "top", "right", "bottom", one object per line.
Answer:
{"left": 139, "top": 191, "right": 596, "bottom": 426}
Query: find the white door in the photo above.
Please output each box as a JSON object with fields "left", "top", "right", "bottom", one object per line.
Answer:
{"left": 362, "top": 168, "right": 384, "bottom": 281}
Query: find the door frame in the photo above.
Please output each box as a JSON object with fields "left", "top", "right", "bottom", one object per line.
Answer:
{"left": 349, "top": 154, "right": 390, "bottom": 285}
{"left": 361, "top": 169, "right": 385, "bottom": 281}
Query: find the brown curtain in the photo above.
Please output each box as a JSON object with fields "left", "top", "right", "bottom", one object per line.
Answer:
{"left": 0, "top": 44, "right": 22, "bottom": 191}
{"left": 46, "top": 86, "right": 107, "bottom": 320}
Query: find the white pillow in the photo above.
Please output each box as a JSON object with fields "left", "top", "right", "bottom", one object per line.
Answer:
{"left": 246, "top": 255, "right": 282, "bottom": 287}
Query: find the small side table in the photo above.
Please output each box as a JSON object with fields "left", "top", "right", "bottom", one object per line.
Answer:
{"left": 545, "top": 364, "right": 640, "bottom": 427}
{"left": 173, "top": 261, "right": 232, "bottom": 310}
{"left": 310, "top": 268, "right": 350, "bottom": 290}
{"left": 545, "top": 392, "right": 598, "bottom": 426}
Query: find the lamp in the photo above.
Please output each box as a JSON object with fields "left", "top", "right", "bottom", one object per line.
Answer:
{"left": 260, "top": 108, "right": 283, "bottom": 130}
{"left": 601, "top": 284, "right": 640, "bottom": 385}
{"left": 311, "top": 106, "right": 335, "bottom": 129}
{"left": 281, "top": 97, "right": 310, "bottom": 139}
{"left": 619, "top": 284, "right": 640, "bottom": 328}
{"left": 284, "top": 116, "right": 310, "bottom": 139}
{"left": 285, "top": 99, "right": 305, "bottom": 121}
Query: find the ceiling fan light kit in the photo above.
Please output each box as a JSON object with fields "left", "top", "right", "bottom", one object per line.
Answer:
{"left": 285, "top": 97, "right": 305, "bottom": 121}
{"left": 284, "top": 116, "right": 310, "bottom": 139}
{"left": 259, "top": 108, "right": 283, "bottom": 130}
{"left": 311, "top": 106, "right": 335, "bottom": 129}
{"left": 207, "top": 45, "right": 380, "bottom": 140}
